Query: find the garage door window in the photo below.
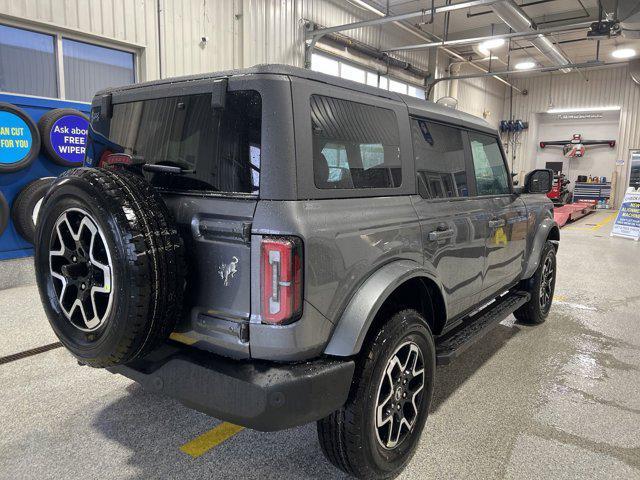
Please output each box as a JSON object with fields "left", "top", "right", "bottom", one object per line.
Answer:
{"left": 311, "top": 95, "right": 401, "bottom": 190}
{"left": 0, "top": 23, "right": 135, "bottom": 101}
{"left": 0, "top": 24, "right": 57, "bottom": 98}
{"left": 63, "top": 39, "right": 135, "bottom": 102}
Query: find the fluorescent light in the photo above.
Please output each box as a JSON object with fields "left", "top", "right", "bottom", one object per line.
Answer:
{"left": 514, "top": 61, "right": 536, "bottom": 70}
{"left": 612, "top": 48, "right": 636, "bottom": 59}
{"left": 547, "top": 106, "right": 621, "bottom": 113}
{"left": 479, "top": 38, "right": 505, "bottom": 52}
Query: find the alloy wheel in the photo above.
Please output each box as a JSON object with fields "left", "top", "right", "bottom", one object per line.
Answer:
{"left": 49, "top": 208, "right": 114, "bottom": 332}
{"left": 375, "top": 341, "right": 425, "bottom": 449}
{"left": 539, "top": 253, "right": 555, "bottom": 310}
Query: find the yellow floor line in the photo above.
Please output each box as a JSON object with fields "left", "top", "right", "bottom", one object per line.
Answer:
{"left": 563, "top": 211, "right": 618, "bottom": 231}
{"left": 180, "top": 423, "right": 245, "bottom": 458}
{"left": 589, "top": 211, "right": 618, "bottom": 230}
{"left": 554, "top": 294, "right": 567, "bottom": 302}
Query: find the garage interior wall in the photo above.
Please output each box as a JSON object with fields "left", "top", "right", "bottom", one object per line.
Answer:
{"left": 504, "top": 65, "right": 640, "bottom": 206}
{"left": 0, "top": 0, "right": 433, "bottom": 84}
{"left": 450, "top": 64, "right": 506, "bottom": 128}
{"left": 161, "top": 0, "right": 434, "bottom": 79}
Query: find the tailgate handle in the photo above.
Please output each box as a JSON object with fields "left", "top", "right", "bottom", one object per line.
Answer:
{"left": 193, "top": 218, "right": 252, "bottom": 242}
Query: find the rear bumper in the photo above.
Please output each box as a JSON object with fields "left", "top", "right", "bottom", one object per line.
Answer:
{"left": 108, "top": 343, "right": 355, "bottom": 431}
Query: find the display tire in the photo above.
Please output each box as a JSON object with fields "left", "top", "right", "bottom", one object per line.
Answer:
{"left": 514, "top": 241, "right": 557, "bottom": 325}
{"left": 34, "top": 167, "right": 185, "bottom": 367}
{"left": 317, "top": 309, "right": 435, "bottom": 479}
{"left": 11, "top": 177, "right": 55, "bottom": 244}
{"left": 38, "top": 108, "right": 89, "bottom": 167}
{"left": 0, "top": 102, "right": 41, "bottom": 173}
{"left": 0, "top": 191, "right": 9, "bottom": 237}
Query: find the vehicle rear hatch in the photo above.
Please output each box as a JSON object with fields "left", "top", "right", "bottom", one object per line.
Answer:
{"left": 86, "top": 80, "right": 262, "bottom": 355}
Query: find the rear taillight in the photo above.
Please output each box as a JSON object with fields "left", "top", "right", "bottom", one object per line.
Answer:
{"left": 260, "top": 236, "right": 303, "bottom": 325}
{"left": 97, "top": 149, "right": 113, "bottom": 167}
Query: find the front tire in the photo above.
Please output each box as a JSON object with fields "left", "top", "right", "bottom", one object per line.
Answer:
{"left": 514, "top": 240, "right": 557, "bottom": 324}
{"left": 317, "top": 309, "right": 435, "bottom": 479}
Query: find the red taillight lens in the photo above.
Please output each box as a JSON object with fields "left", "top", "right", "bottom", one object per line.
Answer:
{"left": 260, "top": 236, "right": 303, "bottom": 325}
{"left": 97, "top": 150, "right": 113, "bottom": 167}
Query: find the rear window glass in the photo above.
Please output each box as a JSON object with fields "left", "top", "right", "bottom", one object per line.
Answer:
{"left": 90, "top": 90, "right": 261, "bottom": 194}
{"left": 311, "top": 95, "right": 401, "bottom": 190}
{"left": 411, "top": 119, "right": 469, "bottom": 199}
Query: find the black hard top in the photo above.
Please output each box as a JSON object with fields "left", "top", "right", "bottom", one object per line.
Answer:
{"left": 96, "top": 64, "right": 495, "bottom": 135}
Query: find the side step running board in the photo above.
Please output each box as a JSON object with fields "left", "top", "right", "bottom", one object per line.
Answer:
{"left": 435, "top": 291, "right": 530, "bottom": 365}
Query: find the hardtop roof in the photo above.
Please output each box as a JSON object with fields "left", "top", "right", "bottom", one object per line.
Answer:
{"left": 95, "top": 64, "right": 495, "bottom": 134}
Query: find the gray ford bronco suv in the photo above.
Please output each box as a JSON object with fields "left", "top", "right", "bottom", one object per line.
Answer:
{"left": 34, "top": 65, "right": 558, "bottom": 479}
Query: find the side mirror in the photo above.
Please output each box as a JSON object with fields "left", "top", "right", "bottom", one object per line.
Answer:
{"left": 524, "top": 169, "right": 553, "bottom": 194}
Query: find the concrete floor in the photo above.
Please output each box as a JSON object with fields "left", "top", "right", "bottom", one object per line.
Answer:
{"left": 1, "top": 210, "right": 639, "bottom": 479}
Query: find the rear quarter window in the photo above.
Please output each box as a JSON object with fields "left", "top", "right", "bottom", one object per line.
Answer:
{"left": 310, "top": 95, "right": 401, "bottom": 190}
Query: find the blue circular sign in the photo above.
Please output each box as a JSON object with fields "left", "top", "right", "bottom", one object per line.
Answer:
{"left": 0, "top": 110, "right": 33, "bottom": 164}
{"left": 49, "top": 114, "right": 89, "bottom": 165}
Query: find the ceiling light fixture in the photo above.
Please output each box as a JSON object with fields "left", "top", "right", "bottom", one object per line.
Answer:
{"left": 514, "top": 61, "right": 536, "bottom": 70}
{"left": 612, "top": 47, "right": 636, "bottom": 59}
{"left": 547, "top": 106, "right": 621, "bottom": 113}
{"left": 479, "top": 38, "right": 506, "bottom": 52}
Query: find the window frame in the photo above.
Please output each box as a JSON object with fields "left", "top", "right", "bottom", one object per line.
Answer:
{"left": 291, "top": 77, "right": 415, "bottom": 200}
{"left": 409, "top": 115, "right": 514, "bottom": 202}
{"left": 0, "top": 20, "right": 140, "bottom": 101}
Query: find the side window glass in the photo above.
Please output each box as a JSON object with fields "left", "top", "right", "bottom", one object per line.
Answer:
{"left": 469, "top": 132, "right": 510, "bottom": 196}
{"left": 322, "top": 143, "right": 352, "bottom": 185}
{"left": 311, "top": 95, "right": 401, "bottom": 190}
{"left": 411, "top": 119, "right": 468, "bottom": 199}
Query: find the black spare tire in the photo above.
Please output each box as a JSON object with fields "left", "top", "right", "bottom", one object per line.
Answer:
{"left": 11, "top": 177, "right": 55, "bottom": 243}
{"left": 34, "top": 168, "right": 185, "bottom": 367}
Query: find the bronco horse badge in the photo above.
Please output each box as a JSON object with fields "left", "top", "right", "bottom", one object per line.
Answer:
{"left": 219, "top": 256, "right": 239, "bottom": 286}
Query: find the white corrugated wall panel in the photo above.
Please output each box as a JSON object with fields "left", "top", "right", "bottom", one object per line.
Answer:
{"left": 243, "top": 0, "right": 303, "bottom": 67}
{"left": 455, "top": 65, "right": 506, "bottom": 128}
{"left": 504, "top": 65, "right": 640, "bottom": 206}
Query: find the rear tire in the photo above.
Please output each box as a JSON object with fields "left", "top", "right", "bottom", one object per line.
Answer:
{"left": 317, "top": 309, "right": 435, "bottom": 479}
{"left": 514, "top": 241, "right": 557, "bottom": 325}
{"left": 34, "top": 167, "right": 185, "bottom": 367}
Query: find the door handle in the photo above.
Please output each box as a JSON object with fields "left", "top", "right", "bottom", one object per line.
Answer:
{"left": 488, "top": 218, "right": 506, "bottom": 228}
{"left": 428, "top": 228, "right": 454, "bottom": 241}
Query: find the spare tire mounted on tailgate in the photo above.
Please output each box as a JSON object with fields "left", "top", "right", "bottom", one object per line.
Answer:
{"left": 34, "top": 167, "right": 185, "bottom": 368}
